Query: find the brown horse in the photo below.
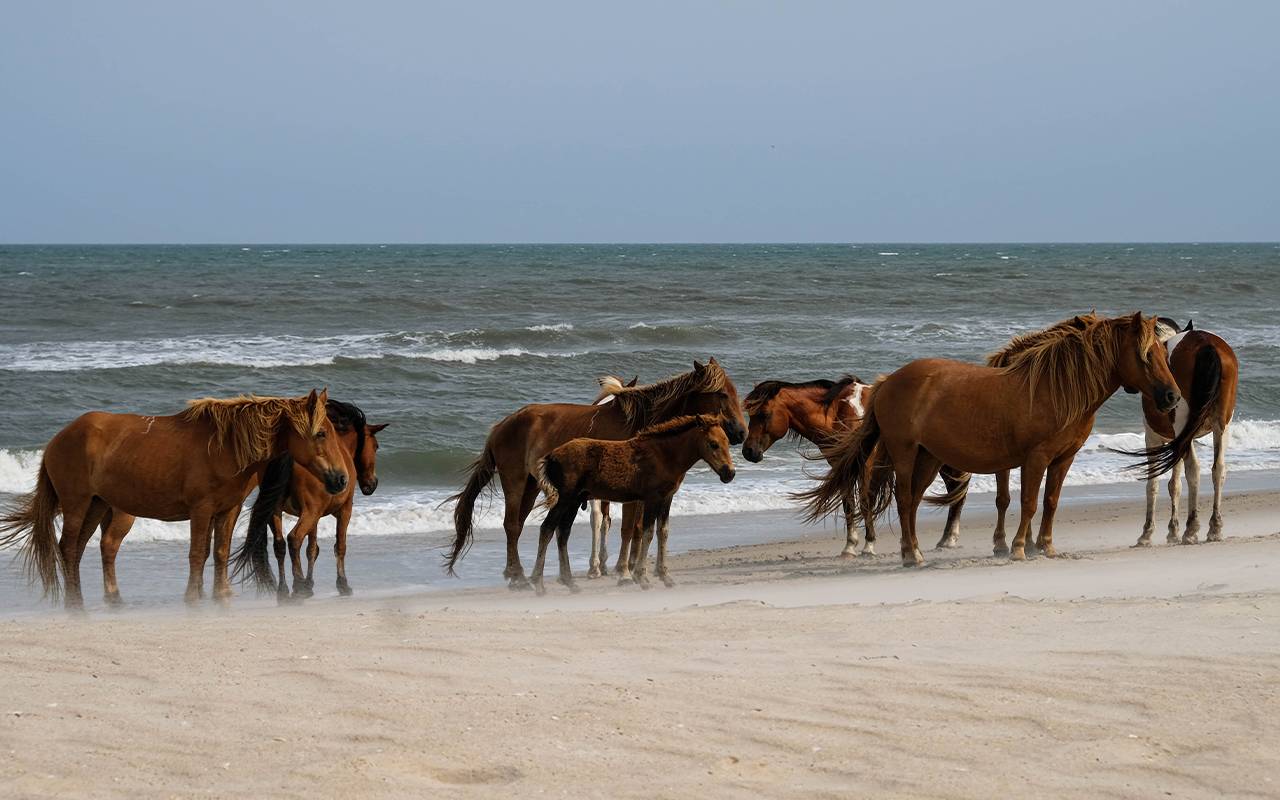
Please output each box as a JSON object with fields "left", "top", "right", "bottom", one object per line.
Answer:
{"left": 800, "top": 313, "right": 1180, "bottom": 565}
{"left": 445, "top": 358, "right": 747, "bottom": 589}
{"left": 230, "top": 400, "right": 387, "bottom": 598}
{"left": 0, "top": 391, "right": 348, "bottom": 608}
{"left": 533, "top": 414, "right": 736, "bottom": 594}
{"left": 1135, "top": 318, "right": 1239, "bottom": 546}
{"left": 742, "top": 375, "right": 970, "bottom": 556}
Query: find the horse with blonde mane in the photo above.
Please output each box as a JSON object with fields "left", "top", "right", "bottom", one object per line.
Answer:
{"left": 586, "top": 375, "right": 636, "bottom": 578}
{"left": 799, "top": 313, "right": 1180, "bottom": 565}
{"left": 742, "top": 375, "right": 970, "bottom": 556}
{"left": 0, "top": 390, "right": 348, "bottom": 608}
{"left": 444, "top": 359, "right": 746, "bottom": 589}
{"left": 533, "top": 414, "right": 736, "bottom": 594}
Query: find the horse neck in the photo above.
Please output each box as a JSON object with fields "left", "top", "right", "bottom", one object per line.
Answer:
{"left": 644, "top": 428, "right": 710, "bottom": 476}
{"left": 339, "top": 429, "right": 363, "bottom": 479}
{"left": 781, "top": 390, "right": 839, "bottom": 443}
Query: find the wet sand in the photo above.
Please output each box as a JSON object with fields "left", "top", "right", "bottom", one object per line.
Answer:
{"left": 1, "top": 489, "right": 1278, "bottom": 798}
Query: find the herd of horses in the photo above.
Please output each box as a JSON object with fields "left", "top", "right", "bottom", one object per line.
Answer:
{"left": 0, "top": 312, "right": 1239, "bottom": 608}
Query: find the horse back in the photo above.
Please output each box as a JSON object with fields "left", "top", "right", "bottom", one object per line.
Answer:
{"left": 488, "top": 401, "right": 632, "bottom": 476}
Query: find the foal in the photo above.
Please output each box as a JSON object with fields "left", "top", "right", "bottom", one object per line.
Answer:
{"left": 532, "top": 415, "right": 736, "bottom": 594}
{"left": 742, "top": 376, "right": 970, "bottom": 556}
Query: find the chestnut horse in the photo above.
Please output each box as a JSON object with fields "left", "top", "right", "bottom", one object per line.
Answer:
{"left": 533, "top": 414, "right": 736, "bottom": 594}
{"left": 0, "top": 391, "right": 348, "bottom": 608}
{"left": 1135, "top": 318, "right": 1239, "bottom": 546}
{"left": 230, "top": 400, "right": 387, "bottom": 598}
{"left": 445, "top": 358, "right": 747, "bottom": 589}
{"left": 800, "top": 313, "right": 1180, "bottom": 565}
{"left": 742, "top": 375, "right": 970, "bottom": 556}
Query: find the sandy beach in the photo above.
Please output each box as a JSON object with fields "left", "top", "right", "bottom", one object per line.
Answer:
{"left": 2, "top": 488, "right": 1277, "bottom": 799}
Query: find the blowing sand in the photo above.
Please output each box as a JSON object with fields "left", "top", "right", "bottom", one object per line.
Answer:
{"left": 2, "top": 490, "right": 1278, "bottom": 798}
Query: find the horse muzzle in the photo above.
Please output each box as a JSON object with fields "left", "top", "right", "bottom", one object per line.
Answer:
{"left": 741, "top": 443, "right": 764, "bottom": 463}
{"left": 1156, "top": 387, "right": 1181, "bottom": 413}
{"left": 323, "top": 469, "right": 349, "bottom": 495}
{"left": 359, "top": 476, "right": 378, "bottom": 496}
{"left": 718, "top": 466, "right": 736, "bottom": 483}
{"left": 723, "top": 421, "right": 746, "bottom": 446}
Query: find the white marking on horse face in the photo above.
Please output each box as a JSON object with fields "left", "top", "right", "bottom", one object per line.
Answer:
{"left": 846, "top": 384, "right": 869, "bottom": 418}
{"left": 595, "top": 395, "right": 615, "bottom": 406}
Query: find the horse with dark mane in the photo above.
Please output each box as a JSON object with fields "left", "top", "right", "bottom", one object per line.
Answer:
{"left": 230, "top": 399, "right": 388, "bottom": 598}
{"left": 444, "top": 359, "right": 747, "bottom": 589}
{"left": 742, "top": 375, "right": 970, "bottom": 556}
{"left": 799, "top": 313, "right": 1180, "bottom": 565}
{"left": 0, "top": 391, "right": 348, "bottom": 608}
{"left": 533, "top": 414, "right": 736, "bottom": 594}
{"left": 1133, "top": 317, "right": 1239, "bottom": 546}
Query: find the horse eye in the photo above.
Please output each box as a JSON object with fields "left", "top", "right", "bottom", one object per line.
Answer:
{"left": 316, "top": 430, "right": 327, "bottom": 439}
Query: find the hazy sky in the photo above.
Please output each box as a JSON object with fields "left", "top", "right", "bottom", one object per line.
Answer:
{"left": 2, "top": 2, "right": 1277, "bottom": 243}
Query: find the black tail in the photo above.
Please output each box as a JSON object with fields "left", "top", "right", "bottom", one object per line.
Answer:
{"left": 923, "top": 469, "right": 971, "bottom": 507}
{"left": 0, "top": 462, "right": 63, "bottom": 600}
{"left": 1127, "top": 346, "right": 1222, "bottom": 479}
{"left": 794, "top": 380, "right": 891, "bottom": 525}
{"left": 231, "top": 454, "right": 293, "bottom": 591}
{"left": 443, "top": 443, "right": 498, "bottom": 575}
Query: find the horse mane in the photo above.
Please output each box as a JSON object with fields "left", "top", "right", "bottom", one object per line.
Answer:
{"left": 592, "top": 375, "right": 637, "bottom": 405}
{"left": 326, "top": 399, "right": 367, "bottom": 468}
{"left": 601, "top": 362, "right": 729, "bottom": 429}
{"left": 183, "top": 394, "right": 325, "bottom": 470}
{"left": 985, "top": 312, "right": 1101, "bottom": 368}
{"left": 634, "top": 414, "right": 719, "bottom": 440}
{"left": 744, "top": 376, "right": 862, "bottom": 415}
{"left": 990, "top": 314, "right": 1160, "bottom": 423}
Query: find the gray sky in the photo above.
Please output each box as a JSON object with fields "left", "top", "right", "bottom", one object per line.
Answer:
{"left": 2, "top": 1, "right": 1277, "bottom": 243}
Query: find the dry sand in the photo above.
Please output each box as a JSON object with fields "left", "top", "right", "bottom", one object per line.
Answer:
{"left": 2, "top": 490, "right": 1278, "bottom": 799}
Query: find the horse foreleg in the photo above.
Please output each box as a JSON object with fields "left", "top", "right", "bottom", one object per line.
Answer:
{"left": 615, "top": 502, "right": 639, "bottom": 584}
{"left": 1165, "top": 453, "right": 1185, "bottom": 545}
{"left": 1034, "top": 454, "right": 1075, "bottom": 558}
{"left": 654, "top": 498, "right": 675, "bottom": 588}
{"left": 1010, "top": 459, "right": 1047, "bottom": 561}
{"left": 286, "top": 511, "right": 320, "bottom": 598}
{"left": 185, "top": 508, "right": 215, "bottom": 604}
{"left": 1206, "top": 426, "right": 1228, "bottom": 542}
{"left": 100, "top": 509, "right": 135, "bottom": 607}
{"left": 1180, "top": 442, "right": 1201, "bottom": 544}
{"left": 934, "top": 468, "right": 965, "bottom": 550}
{"left": 632, "top": 505, "right": 659, "bottom": 589}
{"left": 1136, "top": 429, "right": 1162, "bottom": 546}
{"left": 992, "top": 470, "right": 1012, "bottom": 556}
{"left": 304, "top": 524, "right": 321, "bottom": 589}
{"left": 211, "top": 508, "right": 239, "bottom": 603}
{"left": 271, "top": 513, "right": 288, "bottom": 597}
{"left": 839, "top": 496, "right": 860, "bottom": 558}
{"left": 334, "top": 503, "right": 353, "bottom": 596}
{"left": 555, "top": 505, "right": 579, "bottom": 593}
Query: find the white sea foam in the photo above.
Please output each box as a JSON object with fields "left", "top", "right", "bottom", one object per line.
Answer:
{"left": 525, "top": 323, "right": 574, "bottom": 332}
{"left": 878, "top": 252, "right": 900, "bottom": 256}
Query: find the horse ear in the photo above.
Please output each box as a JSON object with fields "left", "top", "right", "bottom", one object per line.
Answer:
{"left": 1129, "top": 311, "right": 1143, "bottom": 327}
{"left": 306, "top": 388, "right": 320, "bottom": 411}
{"left": 318, "top": 387, "right": 329, "bottom": 404}
{"left": 367, "top": 422, "right": 389, "bottom": 434}
{"left": 693, "top": 360, "right": 705, "bottom": 373}
{"left": 625, "top": 376, "right": 638, "bottom": 387}
{"left": 1184, "top": 319, "right": 1194, "bottom": 331}
{"left": 708, "top": 356, "right": 719, "bottom": 366}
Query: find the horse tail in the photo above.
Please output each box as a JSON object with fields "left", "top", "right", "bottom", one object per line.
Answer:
{"left": 443, "top": 442, "right": 498, "bottom": 575}
{"left": 230, "top": 454, "right": 293, "bottom": 591}
{"left": 534, "top": 455, "right": 562, "bottom": 509}
{"left": 1131, "top": 345, "right": 1223, "bottom": 479}
{"left": 0, "top": 462, "right": 63, "bottom": 600}
{"left": 795, "top": 382, "right": 885, "bottom": 523}
{"left": 924, "top": 471, "right": 971, "bottom": 507}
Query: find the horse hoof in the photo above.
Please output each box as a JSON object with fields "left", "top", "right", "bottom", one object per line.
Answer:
{"left": 638, "top": 579, "right": 652, "bottom": 591}
{"left": 993, "top": 545, "right": 1010, "bottom": 557}
{"left": 1181, "top": 535, "right": 1200, "bottom": 545}
{"left": 509, "top": 578, "right": 533, "bottom": 592}
{"left": 1206, "top": 531, "right": 1223, "bottom": 543}
{"left": 1010, "top": 548, "right": 1026, "bottom": 562}
{"left": 861, "top": 545, "right": 876, "bottom": 556}
{"left": 661, "top": 576, "right": 676, "bottom": 588}
{"left": 534, "top": 582, "right": 547, "bottom": 597}
{"left": 336, "top": 581, "right": 353, "bottom": 597}
{"left": 587, "top": 567, "right": 603, "bottom": 579}
{"left": 838, "top": 549, "right": 858, "bottom": 560}
{"left": 935, "top": 536, "right": 960, "bottom": 550}
{"left": 1041, "top": 545, "right": 1058, "bottom": 558}
{"left": 902, "top": 550, "right": 925, "bottom": 568}
{"left": 104, "top": 593, "right": 124, "bottom": 608}
{"left": 563, "top": 581, "right": 582, "bottom": 594}
{"left": 293, "top": 586, "right": 314, "bottom": 599}
{"left": 1133, "top": 538, "right": 1152, "bottom": 548}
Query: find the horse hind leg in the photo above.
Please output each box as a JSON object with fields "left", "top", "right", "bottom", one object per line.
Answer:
{"left": 934, "top": 468, "right": 965, "bottom": 550}
{"left": 654, "top": 499, "right": 675, "bottom": 588}
{"left": 1165, "top": 453, "right": 1185, "bottom": 545}
{"left": 531, "top": 505, "right": 561, "bottom": 596}
{"left": 61, "top": 496, "right": 107, "bottom": 610}
{"left": 615, "top": 502, "right": 640, "bottom": 585}
{"left": 271, "top": 513, "right": 288, "bottom": 598}
{"left": 1136, "top": 429, "right": 1162, "bottom": 547}
{"left": 1180, "top": 441, "right": 1202, "bottom": 545}
{"left": 1206, "top": 426, "right": 1227, "bottom": 542}
{"left": 588, "top": 500, "right": 609, "bottom": 578}
{"left": 99, "top": 509, "right": 135, "bottom": 607}
{"left": 992, "top": 470, "right": 1011, "bottom": 556}
{"left": 503, "top": 476, "right": 539, "bottom": 590}
{"left": 555, "top": 505, "right": 580, "bottom": 593}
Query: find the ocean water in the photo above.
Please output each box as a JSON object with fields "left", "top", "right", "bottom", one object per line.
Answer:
{"left": 1, "top": 243, "right": 1278, "bottom": 602}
